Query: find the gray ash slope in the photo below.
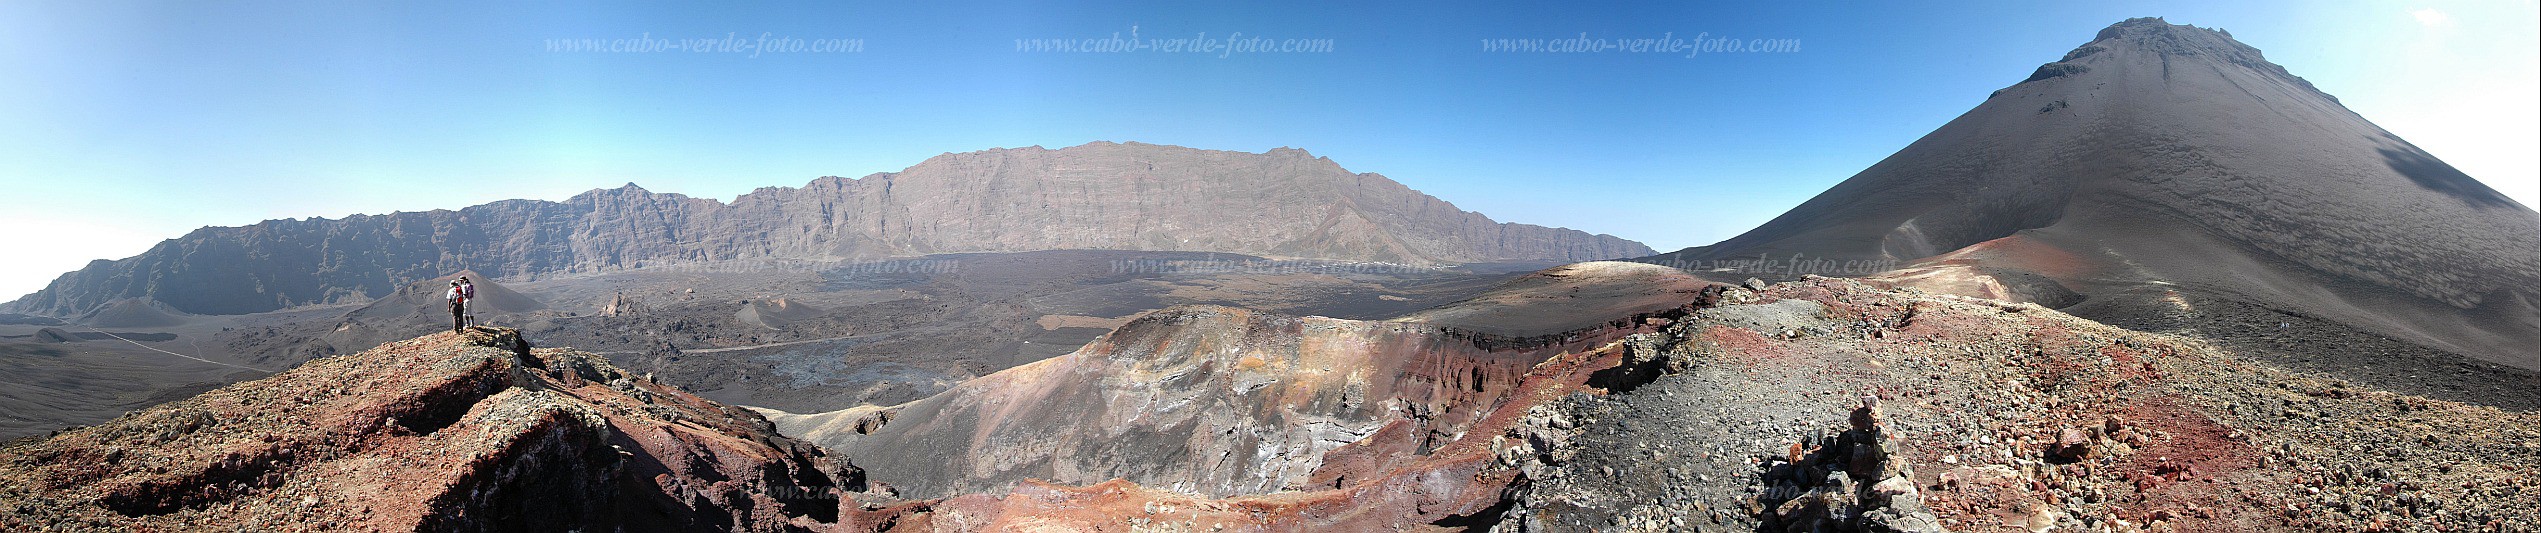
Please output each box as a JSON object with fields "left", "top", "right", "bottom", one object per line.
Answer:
{"left": 4, "top": 142, "right": 1650, "bottom": 318}
{"left": 1642, "top": 18, "right": 2539, "bottom": 370}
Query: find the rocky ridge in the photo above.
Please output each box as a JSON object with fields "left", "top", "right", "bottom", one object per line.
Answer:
{"left": 6, "top": 142, "right": 1650, "bottom": 318}
{"left": 0, "top": 326, "right": 860, "bottom": 532}
{"left": 1499, "top": 277, "right": 2541, "bottom": 532}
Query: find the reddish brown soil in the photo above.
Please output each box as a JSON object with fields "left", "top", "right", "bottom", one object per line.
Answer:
{"left": 0, "top": 327, "right": 848, "bottom": 532}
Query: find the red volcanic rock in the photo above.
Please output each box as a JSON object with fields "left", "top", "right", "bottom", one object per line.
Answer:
{"left": 0, "top": 327, "right": 849, "bottom": 532}
{"left": 818, "top": 315, "right": 1664, "bottom": 532}
{"left": 769, "top": 262, "right": 1718, "bottom": 503}
{"left": 756, "top": 264, "right": 1720, "bottom": 530}
{"left": 814, "top": 303, "right": 1662, "bottom": 500}
{"left": 1850, "top": 395, "right": 1883, "bottom": 432}
{"left": 2051, "top": 427, "right": 2094, "bottom": 460}
{"left": 800, "top": 274, "right": 2537, "bottom": 532}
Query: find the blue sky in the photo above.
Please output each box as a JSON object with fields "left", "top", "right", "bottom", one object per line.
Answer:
{"left": 2, "top": 0, "right": 2534, "bottom": 300}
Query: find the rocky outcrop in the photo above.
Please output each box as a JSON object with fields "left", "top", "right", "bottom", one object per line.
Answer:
{"left": 598, "top": 291, "right": 645, "bottom": 317}
{"left": 1751, "top": 397, "right": 1944, "bottom": 532}
{"left": 773, "top": 262, "right": 1718, "bottom": 501}
{"left": 0, "top": 327, "right": 854, "bottom": 532}
{"left": 725, "top": 263, "right": 1725, "bottom": 530}
{"left": 314, "top": 271, "right": 545, "bottom": 358}
{"left": 1489, "top": 276, "right": 2541, "bottom": 532}
{"left": 822, "top": 306, "right": 1538, "bottom": 499}
{"left": 4, "top": 142, "right": 1651, "bottom": 318}
{"left": 809, "top": 304, "right": 1697, "bottom": 532}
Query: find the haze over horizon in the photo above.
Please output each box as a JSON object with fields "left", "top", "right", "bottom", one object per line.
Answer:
{"left": 3, "top": 0, "right": 2533, "bottom": 302}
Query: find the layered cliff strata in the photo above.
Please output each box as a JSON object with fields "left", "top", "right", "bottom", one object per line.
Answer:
{"left": 8, "top": 142, "right": 1650, "bottom": 318}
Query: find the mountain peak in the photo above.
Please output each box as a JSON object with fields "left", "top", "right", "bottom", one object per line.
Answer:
{"left": 2094, "top": 16, "right": 2195, "bottom": 40}
{"left": 2025, "top": 17, "right": 2334, "bottom": 103}
{"left": 1652, "top": 17, "right": 2539, "bottom": 368}
{"left": 2087, "top": 16, "right": 2250, "bottom": 51}
{"left": 562, "top": 182, "right": 670, "bottom": 205}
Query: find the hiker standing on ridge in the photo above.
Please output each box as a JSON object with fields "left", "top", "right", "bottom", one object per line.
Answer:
{"left": 457, "top": 276, "right": 477, "bottom": 326}
{"left": 445, "top": 280, "right": 467, "bottom": 333}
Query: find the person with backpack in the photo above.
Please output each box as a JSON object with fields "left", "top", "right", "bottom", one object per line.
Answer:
{"left": 457, "top": 276, "right": 477, "bottom": 326}
{"left": 445, "top": 280, "right": 467, "bottom": 333}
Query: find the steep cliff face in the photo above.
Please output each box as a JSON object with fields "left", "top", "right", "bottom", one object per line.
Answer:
{"left": 843, "top": 144, "right": 1650, "bottom": 263}
{"left": 0, "top": 327, "right": 853, "bottom": 532}
{"left": 5, "top": 142, "right": 1650, "bottom": 318}
{"left": 1644, "top": 18, "right": 2540, "bottom": 368}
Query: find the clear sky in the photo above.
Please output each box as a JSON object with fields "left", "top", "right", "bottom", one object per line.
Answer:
{"left": 2, "top": 0, "right": 2534, "bottom": 301}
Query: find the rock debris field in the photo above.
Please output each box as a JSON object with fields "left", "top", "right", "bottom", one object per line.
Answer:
{"left": 1498, "top": 278, "right": 2540, "bottom": 532}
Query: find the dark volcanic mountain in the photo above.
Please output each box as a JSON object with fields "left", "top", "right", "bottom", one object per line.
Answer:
{"left": 1644, "top": 18, "right": 2540, "bottom": 369}
{"left": 4, "top": 142, "right": 1651, "bottom": 317}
